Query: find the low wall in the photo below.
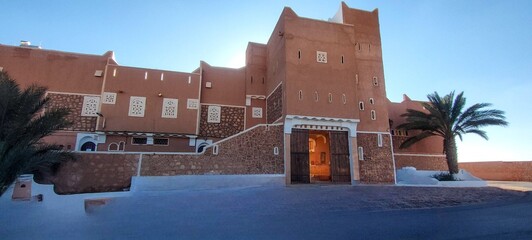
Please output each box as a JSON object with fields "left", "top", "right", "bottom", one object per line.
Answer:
{"left": 394, "top": 154, "right": 447, "bottom": 171}
{"left": 47, "top": 124, "right": 284, "bottom": 194}
{"left": 459, "top": 161, "right": 532, "bottom": 182}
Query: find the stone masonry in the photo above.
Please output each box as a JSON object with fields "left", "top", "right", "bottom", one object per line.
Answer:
{"left": 142, "top": 124, "right": 284, "bottom": 176}
{"left": 266, "top": 84, "right": 282, "bottom": 123}
{"left": 357, "top": 133, "right": 395, "bottom": 183}
{"left": 395, "top": 155, "right": 447, "bottom": 171}
{"left": 47, "top": 93, "right": 97, "bottom": 132}
{"left": 199, "top": 105, "right": 245, "bottom": 138}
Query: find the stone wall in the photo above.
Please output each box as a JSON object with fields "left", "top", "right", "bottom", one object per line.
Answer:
{"left": 395, "top": 155, "right": 448, "bottom": 171}
{"left": 45, "top": 124, "right": 284, "bottom": 194}
{"left": 266, "top": 84, "right": 282, "bottom": 123}
{"left": 50, "top": 153, "right": 139, "bottom": 194}
{"left": 459, "top": 161, "right": 532, "bottom": 181}
{"left": 141, "top": 125, "right": 284, "bottom": 175}
{"left": 357, "top": 133, "right": 395, "bottom": 183}
{"left": 47, "top": 93, "right": 97, "bottom": 132}
{"left": 199, "top": 105, "right": 245, "bottom": 138}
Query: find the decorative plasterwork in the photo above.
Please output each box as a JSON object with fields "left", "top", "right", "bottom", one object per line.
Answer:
{"left": 207, "top": 105, "right": 221, "bottom": 123}
{"left": 81, "top": 96, "right": 100, "bottom": 116}
{"left": 316, "top": 51, "right": 327, "bottom": 63}
{"left": 245, "top": 95, "right": 266, "bottom": 106}
{"left": 102, "top": 92, "right": 117, "bottom": 104}
{"left": 128, "top": 96, "right": 146, "bottom": 117}
{"left": 161, "top": 98, "right": 178, "bottom": 118}
{"left": 284, "top": 115, "right": 359, "bottom": 137}
{"left": 187, "top": 99, "right": 199, "bottom": 109}
{"left": 252, "top": 107, "right": 263, "bottom": 118}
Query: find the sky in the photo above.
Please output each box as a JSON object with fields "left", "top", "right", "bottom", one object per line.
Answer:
{"left": 2, "top": 0, "right": 531, "bottom": 162}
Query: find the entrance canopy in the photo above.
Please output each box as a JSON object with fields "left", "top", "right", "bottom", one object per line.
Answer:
{"left": 284, "top": 115, "right": 359, "bottom": 137}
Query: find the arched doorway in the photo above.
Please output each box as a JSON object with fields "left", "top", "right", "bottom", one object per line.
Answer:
{"left": 80, "top": 142, "right": 96, "bottom": 152}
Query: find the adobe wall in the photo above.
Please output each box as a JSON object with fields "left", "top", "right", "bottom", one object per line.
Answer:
{"left": 46, "top": 125, "right": 284, "bottom": 194}
{"left": 357, "top": 133, "right": 395, "bottom": 183}
{"left": 459, "top": 161, "right": 532, "bottom": 181}
{"left": 394, "top": 155, "right": 447, "bottom": 171}
{"left": 47, "top": 93, "right": 97, "bottom": 132}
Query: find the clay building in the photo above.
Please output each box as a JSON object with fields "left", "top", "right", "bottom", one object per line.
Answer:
{"left": 0, "top": 2, "right": 444, "bottom": 185}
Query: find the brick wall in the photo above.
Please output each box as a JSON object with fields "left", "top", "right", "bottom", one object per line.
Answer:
{"left": 50, "top": 153, "right": 139, "bottom": 194}
{"left": 47, "top": 93, "right": 97, "bottom": 132}
{"left": 266, "top": 84, "right": 282, "bottom": 123}
{"left": 357, "top": 133, "right": 395, "bottom": 183}
{"left": 199, "top": 105, "right": 245, "bottom": 138}
{"left": 142, "top": 125, "right": 284, "bottom": 175}
{"left": 46, "top": 124, "right": 284, "bottom": 194}
{"left": 395, "top": 155, "right": 448, "bottom": 171}
{"left": 459, "top": 161, "right": 532, "bottom": 181}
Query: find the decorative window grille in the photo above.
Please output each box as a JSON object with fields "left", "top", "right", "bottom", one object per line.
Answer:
{"left": 81, "top": 96, "right": 100, "bottom": 116}
{"left": 154, "top": 138, "right": 169, "bottom": 146}
{"left": 371, "top": 110, "right": 377, "bottom": 120}
{"left": 128, "top": 96, "right": 146, "bottom": 117}
{"left": 161, "top": 98, "right": 178, "bottom": 118}
{"left": 316, "top": 51, "right": 327, "bottom": 63}
{"left": 377, "top": 134, "right": 383, "bottom": 147}
{"left": 187, "top": 99, "right": 199, "bottom": 109}
{"left": 207, "top": 105, "right": 221, "bottom": 123}
{"left": 102, "top": 92, "right": 117, "bottom": 104}
{"left": 252, "top": 107, "right": 263, "bottom": 118}
{"left": 358, "top": 147, "right": 364, "bottom": 160}
{"left": 132, "top": 137, "right": 147, "bottom": 145}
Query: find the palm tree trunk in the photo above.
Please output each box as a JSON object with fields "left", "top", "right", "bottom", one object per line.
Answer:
{"left": 444, "top": 137, "right": 459, "bottom": 174}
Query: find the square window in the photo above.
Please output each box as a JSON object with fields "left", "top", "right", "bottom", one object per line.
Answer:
{"left": 187, "top": 99, "right": 199, "bottom": 109}
{"left": 102, "top": 92, "right": 117, "bottom": 104}
{"left": 154, "top": 138, "right": 169, "bottom": 146}
{"left": 252, "top": 107, "right": 263, "bottom": 118}
{"left": 81, "top": 96, "right": 100, "bottom": 117}
{"left": 132, "top": 137, "right": 147, "bottom": 145}
{"left": 316, "top": 51, "right": 327, "bottom": 63}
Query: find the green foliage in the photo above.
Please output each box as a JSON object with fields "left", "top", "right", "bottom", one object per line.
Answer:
{"left": 397, "top": 91, "right": 508, "bottom": 174}
{"left": 0, "top": 71, "right": 75, "bottom": 197}
{"left": 432, "top": 172, "right": 460, "bottom": 181}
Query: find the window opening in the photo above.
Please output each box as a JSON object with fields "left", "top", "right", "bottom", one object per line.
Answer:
{"left": 359, "top": 101, "right": 365, "bottom": 110}
{"left": 371, "top": 110, "right": 376, "bottom": 120}
{"left": 369, "top": 98, "right": 375, "bottom": 105}
{"left": 377, "top": 134, "right": 383, "bottom": 147}
{"left": 328, "top": 93, "right": 332, "bottom": 103}
{"left": 298, "top": 90, "right": 303, "bottom": 100}
{"left": 358, "top": 147, "right": 364, "bottom": 160}
{"left": 132, "top": 137, "right": 147, "bottom": 145}
{"left": 154, "top": 138, "right": 169, "bottom": 146}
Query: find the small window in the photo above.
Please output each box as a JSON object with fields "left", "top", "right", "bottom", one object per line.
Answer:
{"left": 371, "top": 110, "right": 376, "bottom": 120}
{"left": 251, "top": 76, "right": 253, "bottom": 84}
{"left": 355, "top": 74, "right": 359, "bottom": 85}
{"left": 188, "top": 76, "right": 192, "bottom": 84}
{"left": 262, "top": 77, "right": 265, "bottom": 84}
{"left": 373, "top": 77, "right": 378, "bottom": 86}
{"left": 328, "top": 93, "right": 333, "bottom": 103}
{"left": 144, "top": 72, "right": 148, "bottom": 80}
{"left": 341, "top": 55, "right": 344, "bottom": 64}
{"left": 314, "top": 91, "right": 319, "bottom": 102}
{"left": 316, "top": 51, "right": 327, "bottom": 63}
{"left": 359, "top": 101, "right": 365, "bottom": 110}
{"left": 298, "top": 90, "right": 303, "bottom": 100}
{"left": 132, "top": 137, "right": 147, "bottom": 145}
{"left": 252, "top": 107, "right": 263, "bottom": 118}
{"left": 369, "top": 98, "right": 375, "bottom": 105}
{"left": 342, "top": 94, "right": 347, "bottom": 104}
{"left": 273, "top": 147, "right": 279, "bottom": 155}
{"left": 298, "top": 50, "right": 301, "bottom": 59}
{"left": 154, "top": 138, "right": 169, "bottom": 146}
{"left": 160, "top": 73, "right": 164, "bottom": 81}
{"left": 358, "top": 147, "right": 364, "bottom": 160}
{"left": 108, "top": 143, "right": 119, "bottom": 151}
{"left": 212, "top": 145, "right": 219, "bottom": 155}
{"left": 113, "top": 68, "right": 117, "bottom": 77}
{"left": 377, "top": 134, "right": 383, "bottom": 147}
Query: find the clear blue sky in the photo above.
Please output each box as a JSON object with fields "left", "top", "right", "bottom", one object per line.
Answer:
{"left": 2, "top": 0, "right": 531, "bottom": 162}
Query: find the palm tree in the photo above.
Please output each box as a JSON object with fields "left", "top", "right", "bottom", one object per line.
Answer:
{"left": 397, "top": 91, "right": 508, "bottom": 175}
{"left": 0, "top": 71, "right": 74, "bottom": 197}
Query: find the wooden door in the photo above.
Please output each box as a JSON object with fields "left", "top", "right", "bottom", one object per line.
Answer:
{"left": 290, "top": 128, "right": 310, "bottom": 183}
{"left": 329, "top": 131, "right": 351, "bottom": 183}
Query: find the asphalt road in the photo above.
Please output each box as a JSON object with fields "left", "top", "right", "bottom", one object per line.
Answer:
{"left": 2, "top": 185, "right": 531, "bottom": 240}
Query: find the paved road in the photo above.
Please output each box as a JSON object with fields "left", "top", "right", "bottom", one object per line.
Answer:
{"left": 2, "top": 184, "right": 531, "bottom": 240}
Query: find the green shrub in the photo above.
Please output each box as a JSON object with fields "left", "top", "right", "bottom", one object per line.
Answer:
{"left": 432, "top": 172, "right": 461, "bottom": 181}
